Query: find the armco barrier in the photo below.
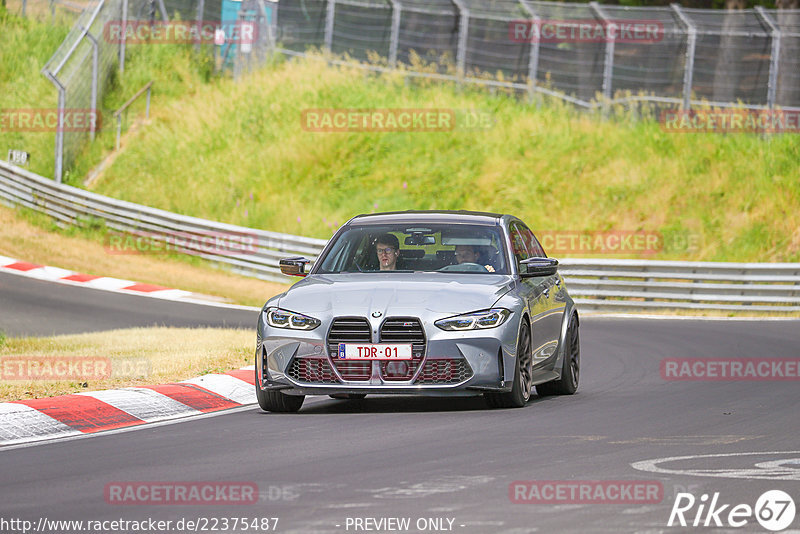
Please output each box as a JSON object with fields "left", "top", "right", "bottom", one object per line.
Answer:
{"left": 0, "top": 161, "right": 327, "bottom": 284}
{"left": 1, "top": 160, "right": 799, "bottom": 312}
{"left": 559, "top": 258, "right": 800, "bottom": 313}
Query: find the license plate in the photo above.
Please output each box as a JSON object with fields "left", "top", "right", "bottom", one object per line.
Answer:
{"left": 338, "top": 343, "right": 412, "bottom": 360}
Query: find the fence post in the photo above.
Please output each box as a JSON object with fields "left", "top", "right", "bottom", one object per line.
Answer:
{"left": 452, "top": 0, "right": 469, "bottom": 80}
{"left": 119, "top": 0, "right": 128, "bottom": 73}
{"left": 519, "top": 1, "right": 540, "bottom": 100}
{"left": 195, "top": 0, "right": 205, "bottom": 51}
{"left": 755, "top": 6, "right": 780, "bottom": 110}
{"left": 590, "top": 2, "right": 615, "bottom": 115}
{"left": 157, "top": 0, "right": 168, "bottom": 22}
{"left": 388, "top": 0, "right": 401, "bottom": 68}
{"left": 671, "top": 4, "right": 696, "bottom": 110}
{"left": 324, "top": 0, "right": 336, "bottom": 52}
{"left": 84, "top": 29, "right": 100, "bottom": 141}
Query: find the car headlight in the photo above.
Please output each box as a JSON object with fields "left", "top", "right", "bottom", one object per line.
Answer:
{"left": 435, "top": 308, "right": 511, "bottom": 331}
{"left": 265, "top": 307, "right": 321, "bottom": 330}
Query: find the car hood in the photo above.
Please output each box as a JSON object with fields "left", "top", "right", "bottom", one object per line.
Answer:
{"left": 277, "top": 273, "right": 515, "bottom": 317}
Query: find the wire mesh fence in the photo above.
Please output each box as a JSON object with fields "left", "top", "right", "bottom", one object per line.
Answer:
{"left": 10, "top": 0, "right": 800, "bottom": 182}
{"left": 271, "top": 0, "right": 800, "bottom": 113}
{"left": 17, "top": 0, "right": 279, "bottom": 182}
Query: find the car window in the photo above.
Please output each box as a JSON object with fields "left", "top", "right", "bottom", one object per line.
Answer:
{"left": 508, "top": 222, "right": 531, "bottom": 271}
{"left": 519, "top": 224, "right": 546, "bottom": 257}
{"left": 315, "top": 224, "right": 510, "bottom": 275}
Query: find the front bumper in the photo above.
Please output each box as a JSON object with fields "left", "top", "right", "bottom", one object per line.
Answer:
{"left": 257, "top": 317, "right": 519, "bottom": 396}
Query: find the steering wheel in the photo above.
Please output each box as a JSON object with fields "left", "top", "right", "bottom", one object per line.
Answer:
{"left": 438, "top": 263, "right": 488, "bottom": 273}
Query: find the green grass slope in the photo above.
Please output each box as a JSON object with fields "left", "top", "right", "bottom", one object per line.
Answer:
{"left": 89, "top": 55, "right": 800, "bottom": 262}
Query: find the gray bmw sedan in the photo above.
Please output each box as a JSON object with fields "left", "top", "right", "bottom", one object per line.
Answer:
{"left": 255, "top": 211, "right": 580, "bottom": 412}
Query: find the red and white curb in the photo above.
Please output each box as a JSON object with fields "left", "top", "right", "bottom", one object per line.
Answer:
{"left": 0, "top": 367, "right": 257, "bottom": 447}
{"left": 0, "top": 255, "right": 258, "bottom": 310}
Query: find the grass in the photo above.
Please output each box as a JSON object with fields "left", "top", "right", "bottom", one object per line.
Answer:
{"left": 0, "top": 6, "right": 216, "bottom": 182}
{"left": 0, "top": 327, "right": 253, "bottom": 401}
{"left": 83, "top": 53, "right": 800, "bottom": 263}
{"left": 0, "top": 204, "right": 288, "bottom": 307}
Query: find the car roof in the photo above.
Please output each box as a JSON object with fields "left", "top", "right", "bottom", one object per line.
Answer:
{"left": 347, "top": 210, "right": 507, "bottom": 226}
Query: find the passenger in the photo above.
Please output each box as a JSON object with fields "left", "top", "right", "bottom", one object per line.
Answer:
{"left": 375, "top": 234, "right": 400, "bottom": 271}
{"left": 454, "top": 244, "right": 495, "bottom": 272}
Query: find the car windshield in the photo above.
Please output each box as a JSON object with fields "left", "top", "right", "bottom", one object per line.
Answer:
{"left": 315, "top": 223, "right": 510, "bottom": 275}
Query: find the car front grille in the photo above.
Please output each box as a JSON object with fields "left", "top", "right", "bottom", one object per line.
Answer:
{"left": 379, "top": 318, "right": 425, "bottom": 381}
{"left": 328, "top": 317, "right": 372, "bottom": 381}
{"left": 286, "top": 358, "right": 338, "bottom": 384}
{"left": 416, "top": 358, "right": 473, "bottom": 384}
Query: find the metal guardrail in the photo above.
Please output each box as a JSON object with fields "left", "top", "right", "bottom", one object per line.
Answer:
{"left": 1, "top": 161, "right": 799, "bottom": 312}
{"left": 0, "top": 160, "right": 327, "bottom": 283}
{"left": 560, "top": 259, "right": 800, "bottom": 313}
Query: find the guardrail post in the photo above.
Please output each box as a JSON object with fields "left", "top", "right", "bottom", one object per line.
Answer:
{"left": 324, "top": 0, "right": 336, "bottom": 52}
{"left": 671, "top": 4, "right": 696, "bottom": 110}
{"left": 519, "top": 1, "right": 540, "bottom": 101}
{"left": 388, "top": 0, "right": 401, "bottom": 68}
{"left": 452, "top": 0, "right": 469, "bottom": 80}
{"left": 590, "top": 2, "right": 615, "bottom": 115}
{"left": 755, "top": 6, "right": 780, "bottom": 110}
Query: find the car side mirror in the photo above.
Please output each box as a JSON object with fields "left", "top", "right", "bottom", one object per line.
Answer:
{"left": 280, "top": 257, "right": 311, "bottom": 277}
{"left": 520, "top": 257, "right": 558, "bottom": 278}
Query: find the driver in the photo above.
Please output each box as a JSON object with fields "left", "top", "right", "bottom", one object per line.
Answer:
{"left": 454, "top": 244, "right": 495, "bottom": 272}
{"left": 375, "top": 234, "right": 400, "bottom": 271}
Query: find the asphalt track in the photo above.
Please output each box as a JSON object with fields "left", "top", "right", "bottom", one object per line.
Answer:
{"left": 1, "top": 274, "right": 799, "bottom": 533}
{"left": 0, "top": 271, "right": 257, "bottom": 336}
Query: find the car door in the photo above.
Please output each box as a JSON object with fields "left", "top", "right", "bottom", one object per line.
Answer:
{"left": 511, "top": 222, "right": 563, "bottom": 372}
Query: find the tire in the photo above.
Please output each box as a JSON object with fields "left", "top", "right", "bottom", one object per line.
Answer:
{"left": 485, "top": 321, "right": 532, "bottom": 409}
{"left": 255, "top": 368, "right": 305, "bottom": 412}
{"left": 329, "top": 394, "right": 367, "bottom": 400}
{"left": 537, "top": 315, "right": 580, "bottom": 396}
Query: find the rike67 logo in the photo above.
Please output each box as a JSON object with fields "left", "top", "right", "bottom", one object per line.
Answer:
{"left": 669, "top": 490, "right": 796, "bottom": 531}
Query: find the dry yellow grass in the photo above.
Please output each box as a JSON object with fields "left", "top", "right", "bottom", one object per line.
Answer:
{"left": 0, "top": 327, "right": 254, "bottom": 401}
{"left": 0, "top": 205, "right": 289, "bottom": 307}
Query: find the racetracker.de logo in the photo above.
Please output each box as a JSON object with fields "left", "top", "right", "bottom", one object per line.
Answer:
{"left": 0, "top": 357, "right": 149, "bottom": 380}
{"left": 1, "top": 357, "right": 112, "bottom": 380}
{"left": 537, "top": 231, "right": 663, "bottom": 255}
{"left": 302, "top": 109, "right": 454, "bottom": 132}
{"left": 103, "top": 20, "right": 257, "bottom": 44}
{"left": 104, "top": 230, "right": 258, "bottom": 255}
{"left": 509, "top": 19, "right": 664, "bottom": 43}
{"left": 509, "top": 480, "right": 663, "bottom": 504}
{"left": 660, "top": 109, "right": 800, "bottom": 134}
{"left": 661, "top": 358, "right": 800, "bottom": 381}
{"left": 0, "top": 109, "right": 100, "bottom": 132}
{"left": 105, "top": 482, "right": 258, "bottom": 505}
